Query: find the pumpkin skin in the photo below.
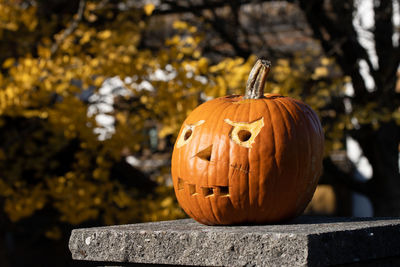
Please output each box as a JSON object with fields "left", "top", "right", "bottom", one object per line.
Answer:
{"left": 171, "top": 59, "right": 324, "bottom": 225}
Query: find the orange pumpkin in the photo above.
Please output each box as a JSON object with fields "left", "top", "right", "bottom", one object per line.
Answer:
{"left": 171, "top": 59, "right": 324, "bottom": 225}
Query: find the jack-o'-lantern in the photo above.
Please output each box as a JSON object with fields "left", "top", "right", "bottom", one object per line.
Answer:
{"left": 171, "top": 59, "right": 324, "bottom": 225}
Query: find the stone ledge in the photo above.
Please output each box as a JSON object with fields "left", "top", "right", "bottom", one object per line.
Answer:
{"left": 69, "top": 216, "right": 400, "bottom": 266}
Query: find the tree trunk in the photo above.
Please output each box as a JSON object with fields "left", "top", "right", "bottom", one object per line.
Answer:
{"left": 369, "top": 173, "right": 400, "bottom": 217}
{"left": 353, "top": 122, "right": 400, "bottom": 216}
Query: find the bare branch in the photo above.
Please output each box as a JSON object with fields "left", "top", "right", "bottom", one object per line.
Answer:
{"left": 155, "top": 0, "right": 254, "bottom": 15}
{"left": 51, "top": 0, "right": 86, "bottom": 55}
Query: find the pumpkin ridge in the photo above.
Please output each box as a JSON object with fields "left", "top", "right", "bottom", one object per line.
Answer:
{"left": 193, "top": 192, "right": 212, "bottom": 225}
{"left": 273, "top": 98, "right": 301, "bottom": 216}
{"left": 258, "top": 99, "right": 278, "bottom": 220}
{"left": 207, "top": 195, "right": 222, "bottom": 226}
{"left": 249, "top": 99, "right": 263, "bottom": 211}
{"left": 244, "top": 101, "right": 252, "bottom": 222}
{"left": 290, "top": 100, "right": 318, "bottom": 213}
{"left": 227, "top": 101, "right": 243, "bottom": 210}
{"left": 182, "top": 128, "right": 210, "bottom": 224}
{"left": 304, "top": 104, "right": 324, "bottom": 142}
{"left": 274, "top": 98, "right": 295, "bottom": 139}
{"left": 214, "top": 101, "right": 235, "bottom": 187}
{"left": 206, "top": 187, "right": 220, "bottom": 224}
{"left": 235, "top": 103, "right": 252, "bottom": 221}
{"left": 177, "top": 179, "right": 196, "bottom": 219}
{"left": 304, "top": 105, "right": 324, "bottom": 174}
{"left": 275, "top": 98, "right": 309, "bottom": 212}
{"left": 268, "top": 98, "right": 299, "bottom": 218}
{"left": 229, "top": 163, "right": 250, "bottom": 174}
{"left": 203, "top": 102, "right": 231, "bottom": 224}
{"left": 275, "top": 98, "right": 304, "bottom": 177}
{"left": 205, "top": 101, "right": 231, "bottom": 186}
{"left": 174, "top": 129, "right": 194, "bottom": 220}
{"left": 206, "top": 101, "right": 234, "bottom": 224}
{"left": 241, "top": 102, "right": 252, "bottom": 214}
{"left": 263, "top": 99, "right": 283, "bottom": 220}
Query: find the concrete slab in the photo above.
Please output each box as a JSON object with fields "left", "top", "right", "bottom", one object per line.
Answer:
{"left": 69, "top": 216, "right": 400, "bottom": 266}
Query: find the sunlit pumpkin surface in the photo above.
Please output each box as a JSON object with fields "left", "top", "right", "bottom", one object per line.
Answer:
{"left": 171, "top": 93, "right": 324, "bottom": 225}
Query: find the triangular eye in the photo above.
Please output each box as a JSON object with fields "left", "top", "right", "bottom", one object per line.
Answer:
{"left": 224, "top": 118, "right": 264, "bottom": 148}
{"left": 176, "top": 120, "right": 205, "bottom": 148}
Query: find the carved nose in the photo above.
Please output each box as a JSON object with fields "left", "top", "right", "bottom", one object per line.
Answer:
{"left": 195, "top": 145, "right": 213, "bottom": 161}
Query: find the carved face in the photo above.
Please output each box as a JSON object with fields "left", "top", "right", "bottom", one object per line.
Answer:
{"left": 171, "top": 94, "right": 324, "bottom": 225}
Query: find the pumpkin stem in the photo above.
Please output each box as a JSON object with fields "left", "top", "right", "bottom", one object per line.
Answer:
{"left": 244, "top": 58, "right": 271, "bottom": 99}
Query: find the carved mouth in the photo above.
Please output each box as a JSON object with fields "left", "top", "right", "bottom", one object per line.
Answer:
{"left": 177, "top": 177, "right": 230, "bottom": 197}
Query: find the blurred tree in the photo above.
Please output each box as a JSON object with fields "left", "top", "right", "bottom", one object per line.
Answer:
{"left": 296, "top": 0, "right": 400, "bottom": 216}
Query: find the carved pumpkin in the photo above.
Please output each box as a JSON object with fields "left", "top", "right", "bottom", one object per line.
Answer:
{"left": 171, "top": 59, "right": 324, "bottom": 225}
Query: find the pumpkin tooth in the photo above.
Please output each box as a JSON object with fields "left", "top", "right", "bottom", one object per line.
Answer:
{"left": 188, "top": 184, "right": 197, "bottom": 195}
{"left": 177, "top": 178, "right": 185, "bottom": 190}
{"left": 201, "top": 187, "right": 214, "bottom": 197}
{"left": 218, "top": 186, "right": 230, "bottom": 196}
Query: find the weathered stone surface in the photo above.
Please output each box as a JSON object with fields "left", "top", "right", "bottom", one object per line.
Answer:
{"left": 69, "top": 216, "right": 400, "bottom": 266}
